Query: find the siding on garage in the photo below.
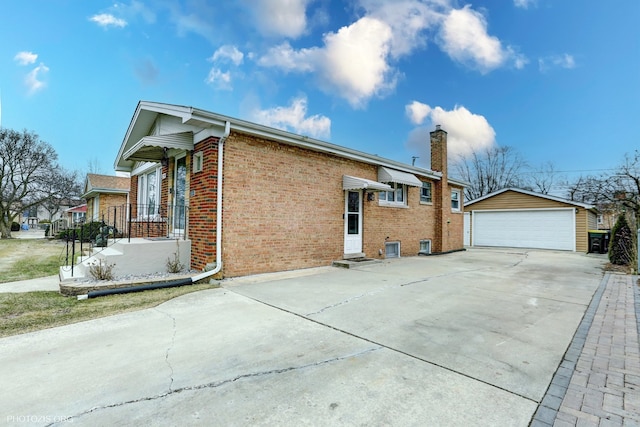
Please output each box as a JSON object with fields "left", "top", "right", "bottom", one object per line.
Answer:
{"left": 466, "top": 189, "right": 597, "bottom": 253}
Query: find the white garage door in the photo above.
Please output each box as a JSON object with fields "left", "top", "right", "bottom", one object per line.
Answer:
{"left": 473, "top": 209, "right": 575, "bottom": 251}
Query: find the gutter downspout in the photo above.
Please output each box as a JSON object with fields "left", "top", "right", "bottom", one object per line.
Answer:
{"left": 78, "top": 121, "right": 230, "bottom": 300}
{"left": 191, "top": 120, "right": 230, "bottom": 283}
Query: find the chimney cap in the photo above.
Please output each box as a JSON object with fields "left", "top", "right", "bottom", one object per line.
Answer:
{"left": 435, "top": 124, "right": 441, "bottom": 131}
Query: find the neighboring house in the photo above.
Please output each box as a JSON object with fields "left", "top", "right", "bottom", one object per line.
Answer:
{"left": 113, "top": 101, "right": 466, "bottom": 278}
{"left": 463, "top": 188, "right": 598, "bottom": 252}
{"left": 65, "top": 204, "right": 87, "bottom": 226}
{"left": 82, "top": 174, "right": 130, "bottom": 231}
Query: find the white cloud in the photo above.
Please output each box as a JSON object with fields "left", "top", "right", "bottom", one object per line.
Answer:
{"left": 14, "top": 51, "right": 38, "bottom": 66}
{"left": 211, "top": 45, "right": 244, "bottom": 66}
{"left": 25, "top": 63, "right": 49, "bottom": 95}
{"left": 405, "top": 102, "right": 495, "bottom": 160}
{"left": 438, "top": 5, "right": 518, "bottom": 73}
{"left": 406, "top": 100, "right": 432, "bottom": 125}
{"left": 358, "top": 0, "right": 445, "bottom": 58}
{"left": 89, "top": 13, "right": 127, "bottom": 28}
{"left": 205, "top": 68, "right": 233, "bottom": 90}
{"left": 319, "top": 17, "right": 395, "bottom": 107}
{"left": 258, "top": 42, "right": 318, "bottom": 72}
{"left": 252, "top": 96, "right": 331, "bottom": 139}
{"left": 259, "top": 17, "right": 396, "bottom": 108}
{"left": 249, "top": 0, "right": 310, "bottom": 38}
{"left": 539, "top": 53, "right": 576, "bottom": 72}
{"left": 514, "top": 0, "right": 536, "bottom": 9}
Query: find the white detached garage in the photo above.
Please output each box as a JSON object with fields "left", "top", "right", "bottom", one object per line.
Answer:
{"left": 464, "top": 188, "right": 598, "bottom": 252}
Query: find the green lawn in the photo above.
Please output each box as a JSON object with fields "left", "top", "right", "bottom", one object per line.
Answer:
{"left": 0, "top": 238, "right": 214, "bottom": 338}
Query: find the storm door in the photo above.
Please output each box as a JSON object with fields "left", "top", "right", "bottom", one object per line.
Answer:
{"left": 344, "top": 190, "right": 363, "bottom": 255}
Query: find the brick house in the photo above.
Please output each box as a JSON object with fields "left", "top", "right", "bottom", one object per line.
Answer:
{"left": 82, "top": 173, "right": 130, "bottom": 231}
{"left": 114, "top": 101, "right": 466, "bottom": 278}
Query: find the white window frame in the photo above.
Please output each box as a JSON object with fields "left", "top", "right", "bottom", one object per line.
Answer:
{"left": 137, "top": 166, "right": 161, "bottom": 220}
{"left": 419, "top": 239, "right": 431, "bottom": 255}
{"left": 420, "top": 182, "right": 432, "bottom": 204}
{"left": 193, "top": 151, "right": 203, "bottom": 173}
{"left": 597, "top": 214, "right": 603, "bottom": 225}
{"left": 451, "top": 189, "right": 461, "bottom": 212}
{"left": 92, "top": 196, "right": 100, "bottom": 221}
{"left": 379, "top": 183, "right": 407, "bottom": 207}
{"left": 385, "top": 241, "right": 400, "bottom": 258}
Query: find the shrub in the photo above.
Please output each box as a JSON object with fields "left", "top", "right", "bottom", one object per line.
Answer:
{"left": 609, "top": 213, "right": 635, "bottom": 266}
{"left": 88, "top": 259, "right": 115, "bottom": 280}
{"left": 10, "top": 222, "right": 20, "bottom": 232}
{"left": 57, "top": 221, "right": 106, "bottom": 242}
{"left": 166, "top": 240, "right": 184, "bottom": 273}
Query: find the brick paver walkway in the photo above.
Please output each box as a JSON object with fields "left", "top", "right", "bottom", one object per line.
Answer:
{"left": 532, "top": 273, "right": 640, "bottom": 426}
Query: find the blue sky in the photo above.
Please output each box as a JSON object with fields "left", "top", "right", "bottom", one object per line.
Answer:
{"left": 1, "top": 0, "right": 638, "bottom": 193}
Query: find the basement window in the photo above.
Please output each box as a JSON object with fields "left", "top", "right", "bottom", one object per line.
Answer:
{"left": 419, "top": 240, "right": 431, "bottom": 255}
{"left": 385, "top": 241, "right": 400, "bottom": 258}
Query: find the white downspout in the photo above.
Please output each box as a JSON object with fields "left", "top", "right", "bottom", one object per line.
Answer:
{"left": 192, "top": 120, "right": 230, "bottom": 283}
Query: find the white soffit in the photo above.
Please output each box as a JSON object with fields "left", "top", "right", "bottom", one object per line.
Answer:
{"left": 343, "top": 175, "right": 392, "bottom": 192}
{"left": 378, "top": 167, "right": 423, "bottom": 187}
{"left": 123, "top": 132, "right": 194, "bottom": 162}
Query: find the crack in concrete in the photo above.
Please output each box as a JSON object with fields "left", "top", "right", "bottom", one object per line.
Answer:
{"left": 51, "top": 346, "right": 381, "bottom": 425}
{"left": 155, "top": 307, "right": 178, "bottom": 393}
{"left": 307, "top": 262, "right": 528, "bottom": 316}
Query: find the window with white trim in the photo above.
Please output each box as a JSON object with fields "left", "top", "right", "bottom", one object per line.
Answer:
{"left": 419, "top": 239, "right": 431, "bottom": 254}
{"left": 420, "top": 182, "right": 432, "bottom": 203}
{"left": 597, "top": 214, "right": 603, "bottom": 225}
{"left": 451, "top": 189, "right": 461, "bottom": 212}
{"left": 385, "top": 241, "right": 400, "bottom": 258}
{"left": 193, "top": 151, "right": 203, "bottom": 173}
{"left": 379, "top": 183, "right": 407, "bottom": 206}
{"left": 137, "top": 167, "right": 161, "bottom": 218}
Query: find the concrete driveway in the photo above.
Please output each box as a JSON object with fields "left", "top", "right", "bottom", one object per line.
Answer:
{"left": 0, "top": 248, "right": 606, "bottom": 426}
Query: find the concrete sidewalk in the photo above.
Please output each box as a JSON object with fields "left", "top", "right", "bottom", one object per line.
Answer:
{"left": 0, "top": 275, "right": 59, "bottom": 293}
{"left": 532, "top": 273, "right": 640, "bottom": 426}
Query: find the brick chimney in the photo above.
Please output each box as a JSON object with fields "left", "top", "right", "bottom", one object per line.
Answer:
{"left": 430, "top": 125, "right": 448, "bottom": 253}
{"left": 430, "top": 124, "right": 447, "bottom": 176}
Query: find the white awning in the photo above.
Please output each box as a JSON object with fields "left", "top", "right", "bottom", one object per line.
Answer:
{"left": 343, "top": 175, "right": 392, "bottom": 192}
{"left": 378, "top": 166, "right": 423, "bottom": 187}
{"left": 123, "top": 132, "right": 194, "bottom": 162}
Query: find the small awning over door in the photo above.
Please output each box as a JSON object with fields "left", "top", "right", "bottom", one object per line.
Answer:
{"left": 343, "top": 175, "right": 392, "bottom": 192}
{"left": 123, "top": 132, "right": 194, "bottom": 162}
{"left": 378, "top": 167, "right": 422, "bottom": 187}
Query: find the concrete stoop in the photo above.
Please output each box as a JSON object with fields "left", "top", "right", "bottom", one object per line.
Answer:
{"left": 332, "top": 258, "right": 380, "bottom": 268}
{"left": 59, "top": 238, "right": 191, "bottom": 284}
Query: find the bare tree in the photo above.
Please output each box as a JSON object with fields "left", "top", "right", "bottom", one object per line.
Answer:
{"left": 528, "top": 161, "right": 563, "bottom": 195}
{"left": 452, "top": 146, "right": 528, "bottom": 201}
{"left": 39, "top": 167, "right": 83, "bottom": 221}
{"left": 0, "top": 128, "right": 58, "bottom": 238}
{"left": 567, "top": 150, "right": 640, "bottom": 224}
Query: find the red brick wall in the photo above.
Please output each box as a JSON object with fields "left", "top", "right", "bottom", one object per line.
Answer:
{"left": 189, "top": 137, "right": 219, "bottom": 270}
{"left": 216, "top": 131, "right": 460, "bottom": 277}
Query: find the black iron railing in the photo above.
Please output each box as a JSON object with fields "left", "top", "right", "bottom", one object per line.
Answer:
{"left": 60, "top": 204, "right": 188, "bottom": 275}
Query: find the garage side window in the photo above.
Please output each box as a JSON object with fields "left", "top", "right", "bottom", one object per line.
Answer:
{"left": 451, "top": 189, "right": 461, "bottom": 212}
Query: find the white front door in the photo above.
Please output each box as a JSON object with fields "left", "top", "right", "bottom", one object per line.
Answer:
{"left": 344, "top": 190, "right": 363, "bottom": 255}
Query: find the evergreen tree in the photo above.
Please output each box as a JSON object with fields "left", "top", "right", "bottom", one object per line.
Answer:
{"left": 608, "top": 214, "right": 634, "bottom": 266}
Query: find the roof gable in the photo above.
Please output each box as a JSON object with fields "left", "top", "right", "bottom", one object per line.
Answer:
{"left": 466, "top": 188, "right": 595, "bottom": 210}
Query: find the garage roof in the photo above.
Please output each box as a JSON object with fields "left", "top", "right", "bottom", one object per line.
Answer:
{"left": 466, "top": 187, "right": 596, "bottom": 210}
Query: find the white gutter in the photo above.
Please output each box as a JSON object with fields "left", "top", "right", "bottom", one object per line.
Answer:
{"left": 191, "top": 120, "right": 230, "bottom": 282}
